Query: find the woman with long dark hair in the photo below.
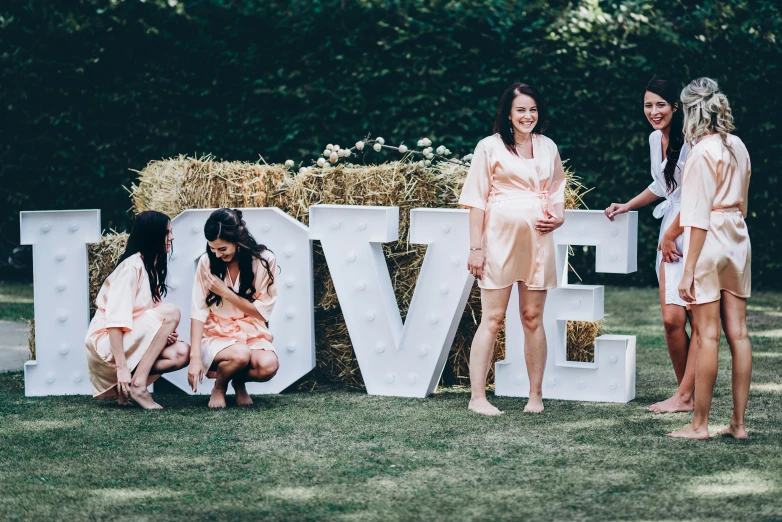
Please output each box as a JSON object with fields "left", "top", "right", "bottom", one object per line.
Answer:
{"left": 670, "top": 78, "right": 752, "bottom": 440}
{"left": 459, "top": 82, "right": 566, "bottom": 415}
{"left": 85, "top": 210, "right": 190, "bottom": 409}
{"left": 187, "top": 208, "right": 279, "bottom": 408}
{"left": 605, "top": 77, "right": 697, "bottom": 413}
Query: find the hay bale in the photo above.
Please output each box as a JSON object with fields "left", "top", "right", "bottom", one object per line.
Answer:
{"left": 129, "top": 154, "right": 290, "bottom": 219}
{"left": 88, "top": 232, "right": 129, "bottom": 317}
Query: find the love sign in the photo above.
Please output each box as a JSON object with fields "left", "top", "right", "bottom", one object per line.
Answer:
{"left": 20, "top": 206, "right": 638, "bottom": 402}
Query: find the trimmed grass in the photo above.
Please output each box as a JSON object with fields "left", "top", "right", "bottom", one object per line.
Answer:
{"left": 1, "top": 287, "right": 781, "bottom": 521}
{"left": 0, "top": 281, "right": 34, "bottom": 322}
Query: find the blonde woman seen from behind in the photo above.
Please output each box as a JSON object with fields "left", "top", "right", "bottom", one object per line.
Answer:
{"left": 459, "top": 82, "right": 567, "bottom": 416}
{"left": 669, "top": 78, "right": 752, "bottom": 440}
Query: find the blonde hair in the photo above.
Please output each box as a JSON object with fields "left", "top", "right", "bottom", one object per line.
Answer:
{"left": 680, "top": 77, "right": 736, "bottom": 166}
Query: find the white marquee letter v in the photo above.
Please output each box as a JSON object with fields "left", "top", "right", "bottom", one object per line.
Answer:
{"left": 310, "top": 205, "right": 474, "bottom": 397}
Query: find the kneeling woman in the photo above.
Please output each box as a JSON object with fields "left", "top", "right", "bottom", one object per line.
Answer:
{"left": 188, "top": 208, "right": 279, "bottom": 408}
{"left": 460, "top": 82, "right": 566, "bottom": 415}
{"left": 85, "top": 211, "right": 190, "bottom": 409}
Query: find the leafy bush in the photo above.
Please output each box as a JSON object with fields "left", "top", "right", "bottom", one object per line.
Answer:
{"left": 2, "top": 0, "right": 780, "bottom": 286}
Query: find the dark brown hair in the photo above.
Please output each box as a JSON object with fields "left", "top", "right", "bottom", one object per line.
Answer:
{"left": 203, "top": 208, "right": 275, "bottom": 308}
{"left": 117, "top": 210, "right": 170, "bottom": 303}
{"left": 493, "top": 82, "right": 549, "bottom": 156}
{"left": 645, "top": 77, "right": 685, "bottom": 193}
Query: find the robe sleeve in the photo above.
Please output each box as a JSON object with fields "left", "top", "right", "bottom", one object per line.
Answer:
{"left": 547, "top": 149, "right": 567, "bottom": 207}
{"left": 740, "top": 150, "right": 751, "bottom": 218}
{"left": 680, "top": 149, "right": 718, "bottom": 230}
{"left": 458, "top": 140, "right": 492, "bottom": 210}
{"left": 103, "top": 261, "right": 138, "bottom": 331}
{"left": 190, "top": 254, "right": 210, "bottom": 324}
{"left": 252, "top": 254, "right": 278, "bottom": 322}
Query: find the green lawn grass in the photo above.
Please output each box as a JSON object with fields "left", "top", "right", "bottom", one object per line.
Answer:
{"left": 0, "top": 281, "right": 33, "bottom": 322}
{"left": 1, "top": 287, "right": 781, "bottom": 521}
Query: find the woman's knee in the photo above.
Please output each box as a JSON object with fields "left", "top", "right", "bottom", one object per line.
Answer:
{"left": 231, "top": 344, "right": 252, "bottom": 367}
{"left": 662, "top": 311, "right": 686, "bottom": 334}
{"left": 174, "top": 342, "right": 190, "bottom": 367}
{"left": 250, "top": 351, "right": 279, "bottom": 380}
{"left": 157, "top": 303, "right": 181, "bottom": 325}
{"left": 480, "top": 313, "right": 505, "bottom": 335}
{"left": 521, "top": 308, "right": 543, "bottom": 331}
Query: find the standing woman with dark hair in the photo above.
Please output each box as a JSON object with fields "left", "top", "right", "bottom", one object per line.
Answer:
{"left": 670, "top": 78, "right": 752, "bottom": 440}
{"left": 605, "top": 77, "right": 697, "bottom": 413}
{"left": 459, "top": 82, "right": 566, "bottom": 416}
{"left": 85, "top": 211, "right": 190, "bottom": 409}
{"left": 188, "top": 208, "right": 279, "bottom": 408}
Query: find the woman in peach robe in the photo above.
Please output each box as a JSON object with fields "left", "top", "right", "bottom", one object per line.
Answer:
{"left": 459, "top": 82, "right": 566, "bottom": 416}
{"left": 85, "top": 211, "right": 190, "bottom": 409}
{"left": 669, "top": 78, "right": 753, "bottom": 440}
{"left": 188, "top": 208, "right": 279, "bottom": 408}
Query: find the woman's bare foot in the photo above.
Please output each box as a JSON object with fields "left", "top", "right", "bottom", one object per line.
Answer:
{"left": 523, "top": 394, "right": 544, "bottom": 414}
{"left": 468, "top": 397, "right": 504, "bottom": 416}
{"left": 129, "top": 383, "right": 163, "bottom": 410}
{"left": 646, "top": 393, "right": 694, "bottom": 413}
{"left": 116, "top": 393, "right": 135, "bottom": 408}
{"left": 667, "top": 424, "right": 709, "bottom": 440}
{"left": 233, "top": 382, "right": 254, "bottom": 406}
{"left": 718, "top": 423, "right": 748, "bottom": 439}
{"left": 208, "top": 387, "right": 227, "bottom": 408}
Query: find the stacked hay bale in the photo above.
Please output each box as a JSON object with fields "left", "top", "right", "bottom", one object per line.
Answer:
{"left": 125, "top": 155, "right": 600, "bottom": 388}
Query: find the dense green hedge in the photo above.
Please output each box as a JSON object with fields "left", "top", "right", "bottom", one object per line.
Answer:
{"left": 2, "top": 0, "right": 780, "bottom": 287}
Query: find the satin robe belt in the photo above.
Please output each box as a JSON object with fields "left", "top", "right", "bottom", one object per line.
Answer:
{"left": 205, "top": 313, "right": 253, "bottom": 338}
{"left": 653, "top": 199, "right": 680, "bottom": 219}
{"left": 488, "top": 191, "right": 555, "bottom": 217}
{"left": 713, "top": 206, "right": 742, "bottom": 214}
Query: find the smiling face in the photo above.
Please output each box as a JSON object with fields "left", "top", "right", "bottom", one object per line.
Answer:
{"left": 164, "top": 221, "right": 174, "bottom": 254}
{"left": 208, "top": 238, "right": 237, "bottom": 263}
{"left": 644, "top": 91, "right": 676, "bottom": 131}
{"left": 508, "top": 93, "right": 538, "bottom": 138}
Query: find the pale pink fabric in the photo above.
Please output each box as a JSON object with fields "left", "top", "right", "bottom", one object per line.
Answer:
{"left": 191, "top": 252, "right": 278, "bottom": 372}
{"left": 85, "top": 253, "right": 165, "bottom": 398}
{"left": 681, "top": 133, "right": 752, "bottom": 304}
{"left": 458, "top": 133, "right": 566, "bottom": 290}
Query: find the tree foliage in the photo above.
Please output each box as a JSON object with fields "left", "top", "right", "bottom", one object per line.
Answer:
{"left": 1, "top": 0, "right": 780, "bottom": 286}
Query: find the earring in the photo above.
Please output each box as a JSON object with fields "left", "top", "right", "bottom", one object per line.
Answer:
{"left": 509, "top": 121, "right": 514, "bottom": 134}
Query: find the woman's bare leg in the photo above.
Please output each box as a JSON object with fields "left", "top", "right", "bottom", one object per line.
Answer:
{"left": 648, "top": 262, "right": 695, "bottom": 413}
{"left": 208, "top": 343, "right": 251, "bottom": 408}
{"left": 518, "top": 284, "right": 547, "bottom": 414}
{"left": 151, "top": 341, "right": 191, "bottom": 374}
{"left": 232, "top": 350, "right": 280, "bottom": 406}
{"left": 717, "top": 292, "right": 751, "bottom": 439}
{"left": 468, "top": 286, "right": 512, "bottom": 416}
{"left": 129, "top": 304, "right": 181, "bottom": 409}
{"left": 668, "top": 300, "right": 721, "bottom": 439}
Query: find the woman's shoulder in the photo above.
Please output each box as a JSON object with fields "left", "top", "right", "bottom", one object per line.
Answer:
{"left": 476, "top": 134, "right": 502, "bottom": 150}
{"left": 649, "top": 130, "right": 662, "bottom": 145}
{"left": 534, "top": 133, "right": 558, "bottom": 151}
{"left": 117, "top": 252, "right": 144, "bottom": 272}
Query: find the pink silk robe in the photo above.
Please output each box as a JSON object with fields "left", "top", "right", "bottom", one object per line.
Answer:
{"left": 85, "top": 253, "right": 165, "bottom": 398}
{"left": 191, "top": 252, "right": 278, "bottom": 372}
{"left": 458, "top": 133, "right": 567, "bottom": 290}
{"left": 680, "top": 133, "right": 752, "bottom": 304}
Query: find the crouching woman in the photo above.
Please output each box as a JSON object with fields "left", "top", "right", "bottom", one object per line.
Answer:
{"left": 188, "top": 208, "right": 279, "bottom": 408}
{"left": 85, "top": 211, "right": 190, "bottom": 409}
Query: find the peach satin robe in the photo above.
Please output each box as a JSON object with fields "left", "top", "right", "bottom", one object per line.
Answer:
{"left": 191, "top": 252, "right": 278, "bottom": 372}
{"left": 85, "top": 253, "right": 165, "bottom": 398}
{"left": 458, "top": 133, "right": 567, "bottom": 290}
{"left": 680, "top": 134, "right": 752, "bottom": 304}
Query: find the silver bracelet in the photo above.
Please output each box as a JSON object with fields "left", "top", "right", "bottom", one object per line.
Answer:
{"left": 470, "top": 247, "right": 482, "bottom": 251}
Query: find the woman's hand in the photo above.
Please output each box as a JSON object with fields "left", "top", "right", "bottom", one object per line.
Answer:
{"left": 187, "top": 360, "right": 204, "bottom": 392}
{"left": 658, "top": 232, "right": 683, "bottom": 263}
{"left": 116, "top": 365, "right": 132, "bottom": 398}
{"left": 535, "top": 214, "right": 564, "bottom": 235}
{"left": 165, "top": 331, "right": 178, "bottom": 346}
{"left": 678, "top": 270, "right": 696, "bottom": 303}
{"left": 467, "top": 250, "right": 485, "bottom": 280}
{"left": 604, "top": 203, "right": 629, "bottom": 221}
{"left": 206, "top": 273, "right": 232, "bottom": 298}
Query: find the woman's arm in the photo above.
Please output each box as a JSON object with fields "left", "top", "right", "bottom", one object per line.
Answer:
{"left": 108, "top": 327, "right": 131, "bottom": 398}
{"left": 678, "top": 227, "right": 707, "bottom": 302}
{"left": 605, "top": 188, "right": 661, "bottom": 220}
{"left": 467, "top": 208, "right": 486, "bottom": 279}
{"left": 659, "top": 212, "right": 684, "bottom": 263}
{"left": 187, "top": 319, "right": 205, "bottom": 391}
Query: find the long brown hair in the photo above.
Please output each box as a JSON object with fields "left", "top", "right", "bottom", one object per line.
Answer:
{"left": 645, "top": 77, "right": 685, "bottom": 193}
